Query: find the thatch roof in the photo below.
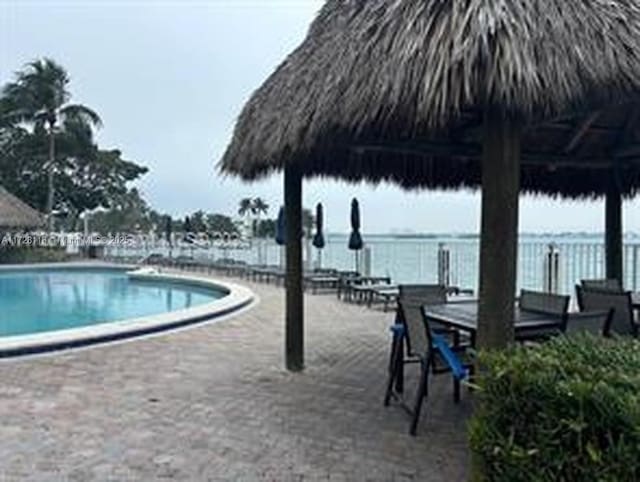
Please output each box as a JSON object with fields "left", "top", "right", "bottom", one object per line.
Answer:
{"left": 0, "top": 186, "right": 44, "bottom": 228}
{"left": 221, "top": 0, "right": 640, "bottom": 198}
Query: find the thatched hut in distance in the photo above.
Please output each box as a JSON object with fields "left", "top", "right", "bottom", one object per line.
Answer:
{"left": 221, "top": 0, "right": 640, "bottom": 369}
{"left": 0, "top": 186, "right": 44, "bottom": 229}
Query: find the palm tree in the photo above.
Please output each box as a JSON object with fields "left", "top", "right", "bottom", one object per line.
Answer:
{"left": 238, "top": 197, "right": 257, "bottom": 238}
{"left": 252, "top": 197, "right": 269, "bottom": 238}
{"left": 253, "top": 197, "right": 269, "bottom": 217}
{"left": 238, "top": 198, "right": 255, "bottom": 217}
{"left": 1, "top": 58, "right": 102, "bottom": 231}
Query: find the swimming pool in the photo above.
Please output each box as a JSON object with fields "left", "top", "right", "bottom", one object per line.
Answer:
{"left": 0, "top": 264, "right": 254, "bottom": 356}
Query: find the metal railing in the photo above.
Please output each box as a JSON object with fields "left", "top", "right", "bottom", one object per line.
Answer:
{"left": 106, "top": 237, "right": 640, "bottom": 295}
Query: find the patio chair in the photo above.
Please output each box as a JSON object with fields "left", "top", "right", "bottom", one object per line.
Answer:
{"left": 564, "top": 309, "right": 613, "bottom": 337}
{"left": 580, "top": 288, "right": 638, "bottom": 337}
{"left": 398, "top": 284, "right": 447, "bottom": 304}
{"left": 384, "top": 298, "right": 471, "bottom": 436}
{"left": 336, "top": 272, "right": 361, "bottom": 300}
{"left": 399, "top": 284, "right": 460, "bottom": 335}
{"left": 516, "top": 289, "right": 569, "bottom": 342}
{"left": 581, "top": 278, "right": 622, "bottom": 291}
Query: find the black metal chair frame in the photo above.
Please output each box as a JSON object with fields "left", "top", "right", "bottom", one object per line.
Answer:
{"left": 579, "top": 286, "right": 638, "bottom": 337}
{"left": 515, "top": 289, "right": 570, "bottom": 342}
{"left": 384, "top": 299, "right": 472, "bottom": 436}
{"left": 564, "top": 309, "right": 614, "bottom": 337}
{"left": 581, "top": 278, "right": 622, "bottom": 291}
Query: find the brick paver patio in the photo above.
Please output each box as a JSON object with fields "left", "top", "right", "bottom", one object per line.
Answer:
{"left": 0, "top": 272, "right": 470, "bottom": 481}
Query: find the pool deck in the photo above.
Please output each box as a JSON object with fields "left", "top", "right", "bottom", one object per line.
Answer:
{"left": 0, "top": 268, "right": 470, "bottom": 481}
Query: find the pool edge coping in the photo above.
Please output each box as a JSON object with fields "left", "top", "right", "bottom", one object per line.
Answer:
{"left": 0, "top": 261, "right": 255, "bottom": 357}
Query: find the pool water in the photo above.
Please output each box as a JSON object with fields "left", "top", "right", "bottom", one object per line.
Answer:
{"left": 0, "top": 269, "right": 225, "bottom": 337}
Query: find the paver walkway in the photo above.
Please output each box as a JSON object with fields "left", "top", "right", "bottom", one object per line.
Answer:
{"left": 0, "top": 272, "right": 470, "bottom": 481}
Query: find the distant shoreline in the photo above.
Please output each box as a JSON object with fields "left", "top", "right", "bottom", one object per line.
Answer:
{"left": 324, "top": 232, "right": 639, "bottom": 240}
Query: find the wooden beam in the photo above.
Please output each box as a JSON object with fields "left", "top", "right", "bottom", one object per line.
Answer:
{"left": 352, "top": 142, "right": 619, "bottom": 169}
{"left": 284, "top": 163, "right": 304, "bottom": 371}
{"left": 477, "top": 108, "right": 520, "bottom": 349}
{"left": 541, "top": 123, "right": 615, "bottom": 136}
{"left": 613, "top": 144, "right": 640, "bottom": 158}
{"left": 605, "top": 179, "right": 623, "bottom": 285}
{"left": 617, "top": 108, "right": 640, "bottom": 145}
{"left": 564, "top": 111, "right": 601, "bottom": 154}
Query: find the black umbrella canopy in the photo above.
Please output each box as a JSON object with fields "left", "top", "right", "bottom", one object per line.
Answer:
{"left": 312, "top": 202, "right": 325, "bottom": 249}
{"left": 348, "top": 198, "right": 363, "bottom": 251}
{"left": 220, "top": 0, "right": 640, "bottom": 199}
{"left": 275, "top": 206, "right": 286, "bottom": 246}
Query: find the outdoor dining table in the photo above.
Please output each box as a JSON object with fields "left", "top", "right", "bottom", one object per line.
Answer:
{"left": 390, "top": 300, "right": 564, "bottom": 394}
{"left": 424, "top": 300, "right": 565, "bottom": 346}
{"left": 337, "top": 275, "right": 392, "bottom": 300}
{"left": 304, "top": 275, "right": 340, "bottom": 293}
{"left": 372, "top": 285, "right": 475, "bottom": 311}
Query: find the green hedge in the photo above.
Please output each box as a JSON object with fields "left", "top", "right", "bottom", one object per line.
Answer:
{"left": 0, "top": 247, "right": 74, "bottom": 264}
{"left": 469, "top": 335, "right": 640, "bottom": 482}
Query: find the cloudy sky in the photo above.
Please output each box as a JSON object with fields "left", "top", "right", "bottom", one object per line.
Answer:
{"left": 1, "top": 0, "right": 638, "bottom": 234}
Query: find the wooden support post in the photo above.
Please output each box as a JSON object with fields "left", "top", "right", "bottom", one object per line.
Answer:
{"left": 284, "top": 164, "right": 304, "bottom": 371}
{"left": 605, "top": 180, "right": 623, "bottom": 285}
{"left": 477, "top": 109, "right": 521, "bottom": 349}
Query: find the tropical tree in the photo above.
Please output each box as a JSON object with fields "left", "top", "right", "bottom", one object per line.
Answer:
{"left": 255, "top": 218, "right": 276, "bottom": 238}
{"left": 206, "top": 213, "right": 238, "bottom": 236}
{"left": 89, "top": 188, "right": 153, "bottom": 234}
{"left": 237, "top": 197, "right": 256, "bottom": 237}
{"left": 238, "top": 198, "right": 255, "bottom": 217}
{"left": 1, "top": 58, "right": 102, "bottom": 230}
{"left": 253, "top": 197, "right": 269, "bottom": 216}
{"left": 252, "top": 197, "right": 269, "bottom": 238}
{"left": 189, "top": 210, "right": 207, "bottom": 232}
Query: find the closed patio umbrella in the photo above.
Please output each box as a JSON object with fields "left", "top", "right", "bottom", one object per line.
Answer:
{"left": 312, "top": 202, "right": 325, "bottom": 267}
{"left": 183, "top": 216, "right": 193, "bottom": 241}
{"left": 165, "top": 215, "right": 173, "bottom": 258}
{"left": 275, "top": 206, "right": 286, "bottom": 267}
{"left": 275, "top": 206, "right": 286, "bottom": 245}
{"left": 183, "top": 216, "right": 194, "bottom": 257}
{"left": 348, "top": 198, "right": 363, "bottom": 272}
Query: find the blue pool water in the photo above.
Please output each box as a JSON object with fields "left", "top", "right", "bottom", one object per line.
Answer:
{"left": 0, "top": 269, "right": 225, "bottom": 337}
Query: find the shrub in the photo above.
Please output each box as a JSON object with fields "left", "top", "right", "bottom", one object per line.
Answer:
{"left": 0, "top": 247, "right": 74, "bottom": 264}
{"left": 469, "top": 335, "right": 640, "bottom": 482}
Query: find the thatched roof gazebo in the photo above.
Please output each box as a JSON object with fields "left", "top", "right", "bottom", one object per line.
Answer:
{"left": 0, "top": 186, "right": 44, "bottom": 229}
{"left": 221, "top": 0, "right": 640, "bottom": 370}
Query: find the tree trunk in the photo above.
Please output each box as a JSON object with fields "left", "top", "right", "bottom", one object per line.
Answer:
{"left": 284, "top": 164, "right": 304, "bottom": 371}
{"left": 477, "top": 109, "right": 521, "bottom": 349}
{"left": 605, "top": 179, "right": 623, "bottom": 285}
{"left": 47, "top": 124, "right": 55, "bottom": 232}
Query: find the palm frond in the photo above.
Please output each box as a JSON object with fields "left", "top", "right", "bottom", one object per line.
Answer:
{"left": 59, "top": 104, "right": 102, "bottom": 128}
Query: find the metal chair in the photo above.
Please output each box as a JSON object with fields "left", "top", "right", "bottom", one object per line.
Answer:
{"left": 564, "top": 310, "right": 613, "bottom": 336}
{"left": 384, "top": 298, "right": 471, "bottom": 436}
{"left": 580, "top": 288, "right": 638, "bottom": 337}
{"left": 398, "top": 284, "right": 447, "bottom": 305}
{"left": 581, "top": 279, "right": 622, "bottom": 291}
{"left": 516, "top": 289, "right": 569, "bottom": 341}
